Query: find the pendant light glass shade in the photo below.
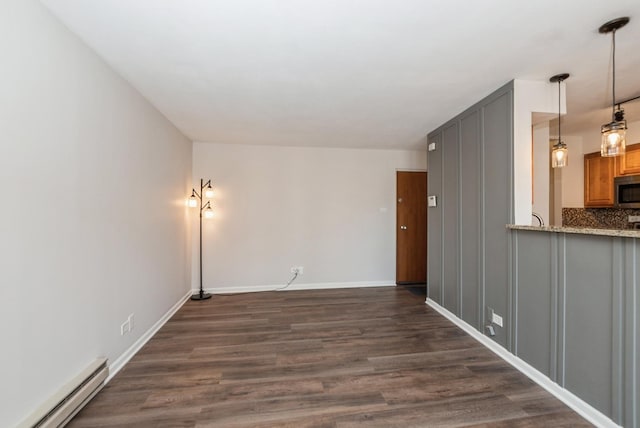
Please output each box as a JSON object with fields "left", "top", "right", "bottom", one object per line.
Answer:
{"left": 550, "top": 73, "right": 569, "bottom": 169}
{"left": 599, "top": 17, "right": 630, "bottom": 157}
{"left": 551, "top": 141, "right": 568, "bottom": 168}
{"left": 601, "top": 118, "right": 627, "bottom": 156}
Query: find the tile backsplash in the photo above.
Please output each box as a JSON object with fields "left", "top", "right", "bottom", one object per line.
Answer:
{"left": 563, "top": 208, "right": 640, "bottom": 229}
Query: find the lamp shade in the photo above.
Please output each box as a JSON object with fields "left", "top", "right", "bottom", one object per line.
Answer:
{"left": 188, "top": 196, "right": 198, "bottom": 207}
{"left": 551, "top": 141, "right": 568, "bottom": 168}
{"left": 204, "top": 207, "right": 214, "bottom": 219}
{"left": 204, "top": 186, "right": 214, "bottom": 199}
{"left": 601, "top": 120, "right": 627, "bottom": 157}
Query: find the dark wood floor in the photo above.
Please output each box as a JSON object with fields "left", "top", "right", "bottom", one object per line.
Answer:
{"left": 69, "top": 287, "right": 591, "bottom": 427}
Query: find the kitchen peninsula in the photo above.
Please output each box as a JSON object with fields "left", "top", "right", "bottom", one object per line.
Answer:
{"left": 506, "top": 224, "right": 638, "bottom": 426}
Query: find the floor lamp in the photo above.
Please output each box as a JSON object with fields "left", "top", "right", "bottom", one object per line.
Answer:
{"left": 189, "top": 179, "right": 214, "bottom": 300}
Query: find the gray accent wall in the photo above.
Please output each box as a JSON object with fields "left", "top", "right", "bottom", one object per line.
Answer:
{"left": 442, "top": 123, "right": 459, "bottom": 313}
{"left": 427, "top": 80, "right": 638, "bottom": 426}
{"left": 428, "top": 132, "right": 443, "bottom": 304}
{"left": 460, "top": 110, "right": 481, "bottom": 327}
{"left": 427, "top": 81, "right": 514, "bottom": 347}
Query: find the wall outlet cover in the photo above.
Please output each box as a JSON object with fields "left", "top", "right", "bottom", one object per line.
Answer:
{"left": 629, "top": 215, "right": 640, "bottom": 223}
{"left": 120, "top": 320, "right": 129, "bottom": 336}
{"left": 492, "top": 312, "right": 504, "bottom": 327}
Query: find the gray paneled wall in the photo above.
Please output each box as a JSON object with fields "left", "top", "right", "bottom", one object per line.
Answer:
{"left": 427, "top": 133, "right": 443, "bottom": 303}
{"left": 564, "top": 234, "right": 614, "bottom": 414}
{"left": 511, "top": 229, "right": 638, "bottom": 427}
{"left": 442, "top": 123, "right": 459, "bottom": 313}
{"left": 459, "top": 110, "right": 481, "bottom": 328}
{"left": 427, "top": 81, "right": 514, "bottom": 345}
{"left": 482, "top": 89, "right": 514, "bottom": 348}
{"left": 513, "top": 231, "right": 554, "bottom": 377}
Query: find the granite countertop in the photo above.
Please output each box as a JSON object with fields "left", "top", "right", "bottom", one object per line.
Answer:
{"left": 507, "top": 224, "right": 640, "bottom": 238}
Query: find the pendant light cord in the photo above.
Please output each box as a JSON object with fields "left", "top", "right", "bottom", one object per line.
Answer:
{"left": 612, "top": 29, "right": 617, "bottom": 120}
{"left": 558, "top": 79, "right": 561, "bottom": 142}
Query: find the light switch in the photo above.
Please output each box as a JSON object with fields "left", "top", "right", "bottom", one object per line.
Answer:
{"left": 428, "top": 142, "right": 436, "bottom": 152}
{"left": 428, "top": 195, "right": 437, "bottom": 207}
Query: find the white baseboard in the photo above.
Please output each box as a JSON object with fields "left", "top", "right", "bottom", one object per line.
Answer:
{"left": 107, "top": 289, "right": 192, "bottom": 382}
{"left": 425, "top": 298, "right": 620, "bottom": 428}
{"left": 198, "top": 280, "right": 396, "bottom": 294}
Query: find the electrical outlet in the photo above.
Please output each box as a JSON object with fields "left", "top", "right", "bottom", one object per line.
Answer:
{"left": 297, "top": 266, "right": 304, "bottom": 275}
{"left": 290, "top": 266, "right": 298, "bottom": 274}
{"left": 486, "top": 307, "right": 503, "bottom": 328}
{"left": 492, "top": 312, "right": 504, "bottom": 327}
{"left": 128, "top": 313, "right": 135, "bottom": 331}
{"left": 290, "top": 266, "right": 304, "bottom": 274}
{"left": 629, "top": 215, "right": 640, "bottom": 223}
{"left": 120, "top": 319, "right": 130, "bottom": 336}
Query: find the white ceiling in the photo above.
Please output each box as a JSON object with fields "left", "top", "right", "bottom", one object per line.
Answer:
{"left": 41, "top": 0, "right": 640, "bottom": 150}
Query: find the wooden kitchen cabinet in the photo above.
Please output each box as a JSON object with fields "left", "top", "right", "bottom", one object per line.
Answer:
{"left": 616, "top": 143, "right": 640, "bottom": 176}
{"left": 584, "top": 151, "right": 615, "bottom": 207}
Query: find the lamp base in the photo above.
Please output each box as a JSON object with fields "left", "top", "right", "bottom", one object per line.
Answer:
{"left": 190, "top": 292, "right": 212, "bottom": 301}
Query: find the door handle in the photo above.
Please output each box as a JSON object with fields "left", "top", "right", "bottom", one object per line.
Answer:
{"left": 400, "top": 225, "right": 407, "bottom": 230}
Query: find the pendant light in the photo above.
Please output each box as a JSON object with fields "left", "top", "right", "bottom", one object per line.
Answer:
{"left": 600, "top": 17, "right": 630, "bottom": 157}
{"left": 550, "top": 73, "right": 570, "bottom": 168}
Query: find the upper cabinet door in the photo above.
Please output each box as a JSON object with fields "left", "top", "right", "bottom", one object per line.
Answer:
{"left": 616, "top": 143, "right": 640, "bottom": 176}
{"left": 584, "top": 151, "right": 615, "bottom": 207}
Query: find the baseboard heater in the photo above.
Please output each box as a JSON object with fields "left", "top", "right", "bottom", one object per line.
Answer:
{"left": 19, "top": 357, "right": 108, "bottom": 428}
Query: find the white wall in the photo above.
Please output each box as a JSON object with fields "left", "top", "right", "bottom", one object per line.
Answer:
{"left": 0, "top": 1, "right": 192, "bottom": 426}
{"left": 513, "top": 80, "right": 564, "bottom": 224}
{"left": 556, "top": 136, "right": 585, "bottom": 209}
{"left": 192, "top": 143, "right": 426, "bottom": 292}
{"left": 532, "top": 123, "right": 550, "bottom": 224}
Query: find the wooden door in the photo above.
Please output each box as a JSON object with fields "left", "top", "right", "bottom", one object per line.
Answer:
{"left": 396, "top": 171, "right": 427, "bottom": 284}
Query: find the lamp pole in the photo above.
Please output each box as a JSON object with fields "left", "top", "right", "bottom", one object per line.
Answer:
{"left": 190, "top": 178, "right": 213, "bottom": 300}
